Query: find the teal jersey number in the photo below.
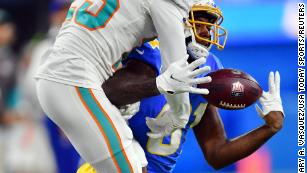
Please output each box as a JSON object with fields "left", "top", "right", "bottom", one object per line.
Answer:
{"left": 66, "top": 0, "right": 119, "bottom": 30}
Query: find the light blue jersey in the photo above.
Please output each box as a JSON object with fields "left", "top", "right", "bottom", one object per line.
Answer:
{"left": 126, "top": 40, "right": 223, "bottom": 173}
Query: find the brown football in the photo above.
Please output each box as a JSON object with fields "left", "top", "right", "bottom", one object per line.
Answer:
{"left": 199, "top": 69, "right": 263, "bottom": 110}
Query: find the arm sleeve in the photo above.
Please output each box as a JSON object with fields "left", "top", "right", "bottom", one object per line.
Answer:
{"left": 149, "top": 0, "right": 190, "bottom": 123}
{"left": 149, "top": 0, "right": 188, "bottom": 71}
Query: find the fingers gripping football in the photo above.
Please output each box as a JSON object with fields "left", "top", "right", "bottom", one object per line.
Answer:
{"left": 255, "top": 71, "right": 284, "bottom": 118}
{"left": 156, "top": 57, "right": 212, "bottom": 95}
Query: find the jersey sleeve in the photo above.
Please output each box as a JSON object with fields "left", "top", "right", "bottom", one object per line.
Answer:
{"left": 149, "top": 0, "right": 188, "bottom": 71}
{"left": 123, "top": 40, "right": 162, "bottom": 76}
{"left": 197, "top": 53, "right": 224, "bottom": 78}
{"left": 206, "top": 53, "right": 224, "bottom": 71}
{"left": 149, "top": 0, "right": 191, "bottom": 124}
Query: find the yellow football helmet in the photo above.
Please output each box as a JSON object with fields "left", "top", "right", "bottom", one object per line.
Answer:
{"left": 187, "top": 0, "right": 228, "bottom": 50}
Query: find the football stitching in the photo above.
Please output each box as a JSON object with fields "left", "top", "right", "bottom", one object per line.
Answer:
{"left": 219, "top": 101, "right": 246, "bottom": 109}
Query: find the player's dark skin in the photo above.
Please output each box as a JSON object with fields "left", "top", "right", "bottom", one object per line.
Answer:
{"left": 102, "top": 17, "right": 284, "bottom": 170}
{"left": 103, "top": 58, "right": 284, "bottom": 170}
{"left": 102, "top": 59, "right": 160, "bottom": 107}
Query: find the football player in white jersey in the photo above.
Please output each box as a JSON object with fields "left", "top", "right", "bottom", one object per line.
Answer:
{"left": 35, "top": 0, "right": 221, "bottom": 173}
{"left": 75, "top": 1, "right": 284, "bottom": 172}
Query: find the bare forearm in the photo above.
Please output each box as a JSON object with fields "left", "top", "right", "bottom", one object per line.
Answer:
{"left": 208, "top": 124, "right": 277, "bottom": 169}
{"left": 102, "top": 59, "right": 160, "bottom": 107}
{"left": 103, "top": 75, "right": 159, "bottom": 106}
{"left": 194, "top": 105, "right": 283, "bottom": 170}
{"left": 213, "top": 111, "right": 284, "bottom": 168}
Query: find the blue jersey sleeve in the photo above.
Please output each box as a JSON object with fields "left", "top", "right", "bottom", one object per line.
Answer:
{"left": 197, "top": 52, "right": 224, "bottom": 78}
{"left": 123, "top": 39, "right": 161, "bottom": 76}
{"left": 207, "top": 53, "right": 224, "bottom": 71}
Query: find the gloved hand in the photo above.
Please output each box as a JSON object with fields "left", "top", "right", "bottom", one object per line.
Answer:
{"left": 156, "top": 57, "right": 211, "bottom": 95}
{"left": 146, "top": 91, "right": 190, "bottom": 139}
{"left": 146, "top": 106, "right": 187, "bottom": 138}
{"left": 255, "top": 71, "right": 284, "bottom": 118}
{"left": 119, "top": 102, "right": 140, "bottom": 121}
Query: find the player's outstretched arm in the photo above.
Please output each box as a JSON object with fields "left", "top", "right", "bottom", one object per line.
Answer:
{"left": 193, "top": 105, "right": 283, "bottom": 170}
{"left": 193, "top": 71, "right": 284, "bottom": 170}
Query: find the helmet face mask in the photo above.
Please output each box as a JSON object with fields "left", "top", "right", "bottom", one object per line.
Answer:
{"left": 187, "top": 2, "right": 228, "bottom": 50}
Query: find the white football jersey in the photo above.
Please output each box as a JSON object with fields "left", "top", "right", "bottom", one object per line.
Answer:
{"left": 36, "top": 0, "right": 190, "bottom": 89}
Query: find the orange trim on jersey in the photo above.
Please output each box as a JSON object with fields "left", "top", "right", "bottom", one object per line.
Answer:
{"left": 74, "top": 0, "right": 120, "bottom": 31}
{"left": 75, "top": 87, "right": 122, "bottom": 173}
{"left": 99, "top": 0, "right": 120, "bottom": 29}
{"left": 65, "top": 6, "right": 77, "bottom": 22}
{"left": 84, "top": 0, "right": 106, "bottom": 16}
{"left": 88, "top": 88, "right": 134, "bottom": 173}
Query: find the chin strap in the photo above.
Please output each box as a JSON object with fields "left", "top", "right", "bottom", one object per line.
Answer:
{"left": 185, "top": 26, "right": 210, "bottom": 60}
{"left": 187, "top": 41, "right": 209, "bottom": 59}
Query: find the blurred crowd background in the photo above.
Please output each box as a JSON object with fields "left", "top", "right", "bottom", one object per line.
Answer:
{"left": 0, "top": 0, "right": 299, "bottom": 173}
